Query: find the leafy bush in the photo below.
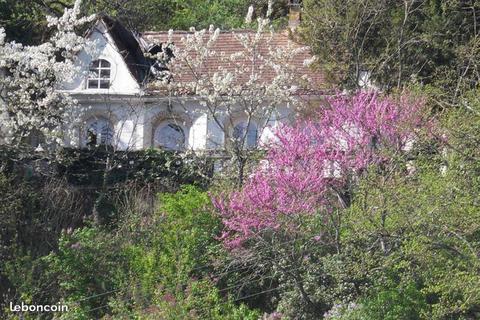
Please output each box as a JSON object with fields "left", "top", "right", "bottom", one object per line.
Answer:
{"left": 0, "top": 173, "right": 86, "bottom": 316}
{"left": 332, "top": 281, "right": 428, "bottom": 320}
{"left": 31, "top": 185, "right": 258, "bottom": 319}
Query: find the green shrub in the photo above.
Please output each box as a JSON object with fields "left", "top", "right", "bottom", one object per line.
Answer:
{"left": 110, "top": 185, "right": 258, "bottom": 318}
{"left": 36, "top": 185, "right": 257, "bottom": 319}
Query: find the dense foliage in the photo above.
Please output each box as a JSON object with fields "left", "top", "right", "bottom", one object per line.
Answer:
{"left": 211, "top": 91, "right": 480, "bottom": 319}
{"left": 3, "top": 91, "right": 480, "bottom": 319}
{"left": 2, "top": 1, "right": 480, "bottom": 319}
{"left": 0, "top": 0, "right": 290, "bottom": 44}
{"left": 1, "top": 184, "right": 259, "bottom": 319}
{"left": 300, "top": 0, "right": 480, "bottom": 100}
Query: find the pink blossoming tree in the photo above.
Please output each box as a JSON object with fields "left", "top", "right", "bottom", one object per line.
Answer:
{"left": 214, "top": 91, "right": 427, "bottom": 249}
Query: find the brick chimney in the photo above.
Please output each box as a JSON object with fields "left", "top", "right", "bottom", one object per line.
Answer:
{"left": 288, "top": 0, "right": 301, "bottom": 30}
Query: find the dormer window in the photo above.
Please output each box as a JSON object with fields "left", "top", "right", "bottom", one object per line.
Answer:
{"left": 87, "top": 59, "right": 111, "bottom": 89}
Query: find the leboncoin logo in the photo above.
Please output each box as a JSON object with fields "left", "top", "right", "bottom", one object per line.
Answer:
{"left": 10, "top": 302, "right": 69, "bottom": 313}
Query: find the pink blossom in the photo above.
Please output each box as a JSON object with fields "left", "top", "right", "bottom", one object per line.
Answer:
{"left": 214, "top": 91, "right": 428, "bottom": 248}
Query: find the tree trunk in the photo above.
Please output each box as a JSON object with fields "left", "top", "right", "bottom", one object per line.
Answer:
{"left": 92, "top": 155, "right": 110, "bottom": 225}
{"left": 236, "top": 156, "right": 246, "bottom": 188}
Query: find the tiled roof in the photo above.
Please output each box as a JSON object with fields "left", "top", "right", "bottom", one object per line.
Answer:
{"left": 141, "top": 30, "right": 326, "bottom": 94}
{"left": 91, "top": 16, "right": 326, "bottom": 93}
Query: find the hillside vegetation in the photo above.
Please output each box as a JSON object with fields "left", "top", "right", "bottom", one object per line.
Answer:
{"left": 1, "top": 1, "right": 480, "bottom": 319}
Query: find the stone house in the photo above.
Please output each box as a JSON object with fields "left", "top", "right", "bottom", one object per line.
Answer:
{"left": 59, "top": 14, "right": 324, "bottom": 152}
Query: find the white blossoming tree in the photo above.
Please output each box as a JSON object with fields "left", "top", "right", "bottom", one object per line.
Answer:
{"left": 0, "top": 0, "right": 95, "bottom": 149}
{"left": 152, "top": 2, "right": 314, "bottom": 186}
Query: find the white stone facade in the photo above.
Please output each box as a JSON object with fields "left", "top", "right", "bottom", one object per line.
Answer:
{"left": 60, "top": 18, "right": 296, "bottom": 152}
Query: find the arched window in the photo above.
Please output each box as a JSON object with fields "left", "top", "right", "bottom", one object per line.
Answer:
{"left": 84, "top": 117, "right": 113, "bottom": 147}
{"left": 87, "top": 59, "right": 111, "bottom": 89}
{"left": 232, "top": 121, "right": 258, "bottom": 149}
{"left": 154, "top": 122, "right": 185, "bottom": 151}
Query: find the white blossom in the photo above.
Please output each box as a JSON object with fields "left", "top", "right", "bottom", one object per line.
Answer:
{"left": 303, "top": 56, "right": 317, "bottom": 67}
{"left": 147, "top": 3, "right": 312, "bottom": 173}
{"left": 245, "top": 6, "right": 254, "bottom": 24}
{"left": 266, "top": 0, "right": 274, "bottom": 18}
{"left": 0, "top": 0, "right": 95, "bottom": 148}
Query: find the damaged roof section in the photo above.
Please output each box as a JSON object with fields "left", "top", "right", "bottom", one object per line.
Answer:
{"left": 99, "top": 15, "right": 152, "bottom": 86}
{"left": 98, "top": 15, "right": 173, "bottom": 87}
